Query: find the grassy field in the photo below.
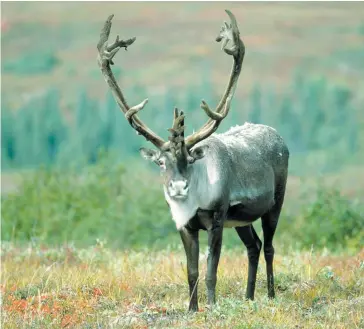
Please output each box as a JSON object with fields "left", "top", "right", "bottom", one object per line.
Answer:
{"left": 2, "top": 3, "right": 364, "bottom": 328}
{"left": 1, "top": 244, "right": 363, "bottom": 329}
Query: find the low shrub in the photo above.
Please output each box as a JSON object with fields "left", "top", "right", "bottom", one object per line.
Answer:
{"left": 1, "top": 156, "right": 176, "bottom": 249}
{"left": 295, "top": 189, "right": 363, "bottom": 251}
{"left": 2, "top": 158, "right": 362, "bottom": 252}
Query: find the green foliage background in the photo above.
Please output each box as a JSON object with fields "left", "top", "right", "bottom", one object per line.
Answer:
{"left": 2, "top": 71, "right": 363, "bottom": 252}
{"left": 2, "top": 153, "right": 363, "bottom": 252}
{"left": 2, "top": 2, "right": 363, "bottom": 253}
{"left": 1, "top": 72, "right": 362, "bottom": 175}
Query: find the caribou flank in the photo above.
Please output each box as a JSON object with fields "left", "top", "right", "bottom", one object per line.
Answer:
{"left": 97, "top": 10, "right": 289, "bottom": 312}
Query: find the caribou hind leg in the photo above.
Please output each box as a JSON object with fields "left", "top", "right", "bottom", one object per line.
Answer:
{"left": 261, "top": 180, "right": 286, "bottom": 298}
{"left": 235, "top": 225, "right": 262, "bottom": 300}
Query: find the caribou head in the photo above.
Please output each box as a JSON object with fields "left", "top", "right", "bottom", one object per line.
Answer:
{"left": 139, "top": 108, "right": 209, "bottom": 200}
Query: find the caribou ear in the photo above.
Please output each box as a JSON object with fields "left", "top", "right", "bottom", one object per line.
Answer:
{"left": 191, "top": 145, "right": 209, "bottom": 161}
{"left": 140, "top": 148, "right": 160, "bottom": 162}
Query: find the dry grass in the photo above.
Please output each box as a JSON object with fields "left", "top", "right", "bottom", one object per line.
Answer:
{"left": 1, "top": 244, "right": 363, "bottom": 328}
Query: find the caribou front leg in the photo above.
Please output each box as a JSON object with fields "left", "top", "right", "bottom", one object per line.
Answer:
{"left": 180, "top": 227, "right": 200, "bottom": 312}
{"left": 206, "top": 209, "right": 225, "bottom": 306}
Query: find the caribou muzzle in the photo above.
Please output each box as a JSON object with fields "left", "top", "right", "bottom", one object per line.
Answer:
{"left": 168, "top": 180, "right": 189, "bottom": 199}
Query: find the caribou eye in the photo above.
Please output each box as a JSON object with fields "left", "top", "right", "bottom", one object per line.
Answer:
{"left": 158, "top": 159, "right": 166, "bottom": 170}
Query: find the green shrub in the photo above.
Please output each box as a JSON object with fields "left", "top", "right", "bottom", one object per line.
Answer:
{"left": 2, "top": 157, "right": 363, "bottom": 251}
{"left": 1, "top": 155, "right": 177, "bottom": 250}
{"left": 294, "top": 188, "right": 363, "bottom": 251}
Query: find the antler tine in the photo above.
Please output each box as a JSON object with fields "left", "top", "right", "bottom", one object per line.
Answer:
{"left": 185, "top": 10, "right": 245, "bottom": 149}
{"left": 168, "top": 108, "right": 183, "bottom": 156}
{"left": 97, "top": 15, "right": 168, "bottom": 149}
{"left": 167, "top": 108, "right": 195, "bottom": 163}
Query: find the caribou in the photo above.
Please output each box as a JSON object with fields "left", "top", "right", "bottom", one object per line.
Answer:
{"left": 97, "top": 10, "right": 289, "bottom": 311}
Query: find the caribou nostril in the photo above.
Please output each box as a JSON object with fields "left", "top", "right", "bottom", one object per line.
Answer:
{"left": 184, "top": 181, "right": 188, "bottom": 189}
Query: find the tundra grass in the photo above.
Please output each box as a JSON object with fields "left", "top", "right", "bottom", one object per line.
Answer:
{"left": 1, "top": 244, "right": 363, "bottom": 329}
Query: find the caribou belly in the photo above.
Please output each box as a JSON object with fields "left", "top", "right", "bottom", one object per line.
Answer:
{"left": 223, "top": 220, "right": 252, "bottom": 228}
{"left": 227, "top": 201, "right": 254, "bottom": 228}
{"left": 225, "top": 202, "right": 263, "bottom": 227}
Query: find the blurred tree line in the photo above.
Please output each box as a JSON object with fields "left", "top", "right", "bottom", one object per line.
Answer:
{"left": 1, "top": 72, "right": 361, "bottom": 175}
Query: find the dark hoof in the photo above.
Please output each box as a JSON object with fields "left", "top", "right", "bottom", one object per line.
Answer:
{"left": 245, "top": 295, "right": 255, "bottom": 301}
{"left": 188, "top": 306, "right": 198, "bottom": 312}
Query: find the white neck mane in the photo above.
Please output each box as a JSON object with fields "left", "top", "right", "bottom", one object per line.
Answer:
{"left": 164, "top": 187, "right": 199, "bottom": 230}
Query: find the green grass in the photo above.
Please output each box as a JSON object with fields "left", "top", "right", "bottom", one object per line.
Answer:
{"left": 1, "top": 244, "right": 363, "bottom": 328}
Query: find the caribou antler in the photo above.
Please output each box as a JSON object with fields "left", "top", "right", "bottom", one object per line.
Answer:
{"left": 168, "top": 108, "right": 195, "bottom": 164}
{"left": 97, "top": 14, "right": 168, "bottom": 149}
{"left": 185, "top": 10, "right": 245, "bottom": 149}
{"left": 97, "top": 11, "right": 244, "bottom": 157}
